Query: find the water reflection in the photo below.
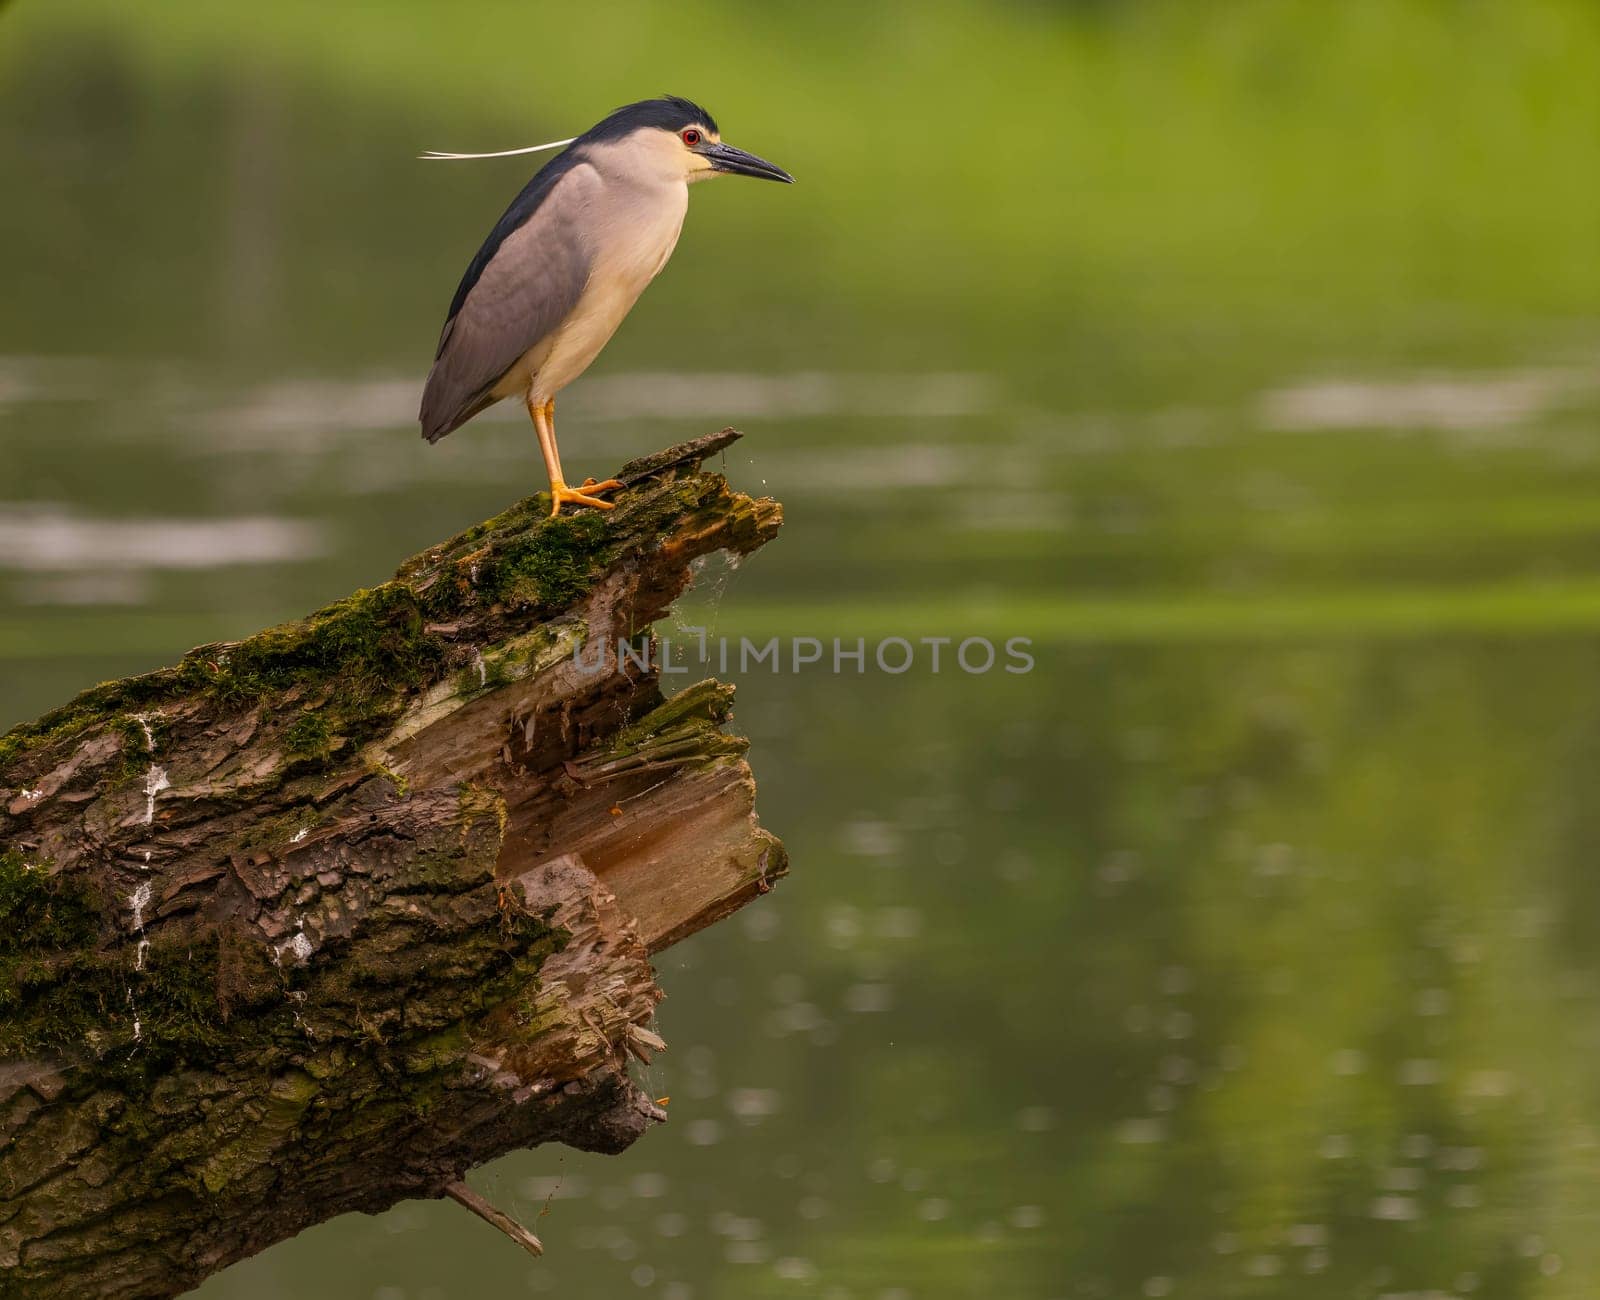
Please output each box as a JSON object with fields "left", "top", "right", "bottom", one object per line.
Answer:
{"left": 154, "top": 643, "right": 1600, "bottom": 1299}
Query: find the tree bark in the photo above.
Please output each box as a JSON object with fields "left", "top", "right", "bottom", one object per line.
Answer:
{"left": 0, "top": 430, "right": 786, "bottom": 1299}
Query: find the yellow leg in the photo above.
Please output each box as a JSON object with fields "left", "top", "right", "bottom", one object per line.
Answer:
{"left": 529, "top": 398, "right": 624, "bottom": 517}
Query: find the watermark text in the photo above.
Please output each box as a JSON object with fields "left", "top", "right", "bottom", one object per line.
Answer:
{"left": 574, "top": 631, "right": 1034, "bottom": 676}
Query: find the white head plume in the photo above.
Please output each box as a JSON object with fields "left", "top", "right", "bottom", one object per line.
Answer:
{"left": 418, "top": 137, "right": 576, "bottom": 162}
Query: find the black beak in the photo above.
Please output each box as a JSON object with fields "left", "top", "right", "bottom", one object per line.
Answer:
{"left": 702, "top": 140, "right": 794, "bottom": 183}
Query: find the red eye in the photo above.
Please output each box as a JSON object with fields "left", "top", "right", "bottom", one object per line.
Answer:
{"left": 681, "top": 129, "right": 702, "bottom": 146}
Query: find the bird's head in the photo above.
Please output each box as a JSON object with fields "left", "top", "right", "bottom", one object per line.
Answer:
{"left": 419, "top": 96, "right": 794, "bottom": 187}
{"left": 584, "top": 96, "right": 794, "bottom": 187}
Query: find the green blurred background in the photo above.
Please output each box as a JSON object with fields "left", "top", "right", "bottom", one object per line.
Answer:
{"left": 3, "top": 1, "right": 1600, "bottom": 1296}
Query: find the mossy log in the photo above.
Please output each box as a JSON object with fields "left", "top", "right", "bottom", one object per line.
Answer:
{"left": 0, "top": 431, "right": 787, "bottom": 1299}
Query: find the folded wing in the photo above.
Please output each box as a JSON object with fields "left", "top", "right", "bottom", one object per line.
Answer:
{"left": 419, "top": 162, "right": 598, "bottom": 442}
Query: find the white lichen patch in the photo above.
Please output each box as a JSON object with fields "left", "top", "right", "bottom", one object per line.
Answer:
{"left": 142, "top": 765, "right": 170, "bottom": 824}
{"left": 128, "top": 881, "right": 152, "bottom": 933}
{"left": 272, "top": 921, "right": 317, "bottom": 967}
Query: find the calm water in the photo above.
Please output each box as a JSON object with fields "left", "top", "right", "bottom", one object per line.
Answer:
{"left": 5, "top": 10, "right": 1600, "bottom": 1299}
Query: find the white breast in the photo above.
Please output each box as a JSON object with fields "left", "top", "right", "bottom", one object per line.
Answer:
{"left": 527, "top": 172, "right": 688, "bottom": 403}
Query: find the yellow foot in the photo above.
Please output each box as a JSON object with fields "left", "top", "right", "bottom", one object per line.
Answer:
{"left": 548, "top": 479, "right": 622, "bottom": 517}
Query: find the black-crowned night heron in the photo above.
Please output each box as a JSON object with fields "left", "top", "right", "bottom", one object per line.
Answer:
{"left": 419, "top": 96, "right": 792, "bottom": 515}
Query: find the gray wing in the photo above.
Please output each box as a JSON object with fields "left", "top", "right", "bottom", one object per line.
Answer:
{"left": 419, "top": 164, "right": 598, "bottom": 442}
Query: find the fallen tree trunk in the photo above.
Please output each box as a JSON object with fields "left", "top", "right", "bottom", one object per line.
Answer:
{"left": 0, "top": 430, "right": 786, "bottom": 1299}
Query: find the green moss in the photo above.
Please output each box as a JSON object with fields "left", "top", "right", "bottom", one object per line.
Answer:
{"left": 409, "top": 499, "right": 614, "bottom": 618}
{"left": 284, "top": 710, "right": 333, "bottom": 759}
{"left": 121, "top": 940, "right": 236, "bottom": 1053}
{"left": 100, "top": 713, "right": 165, "bottom": 787}
{"left": 0, "top": 859, "right": 568, "bottom": 1081}
{"left": 508, "top": 989, "right": 570, "bottom": 1041}
{"left": 0, "top": 585, "right": 444, "bottom": 781}
{"left": 0, "top": 931, "right": 235, "bottom": 1063}
{"left": 400, "top": 1026, "right": 468, "bottom": 1075}
{"left": 400, "top": 496, "right": 544, "bottom": 579}
{"left": 0, "top": 855, "right": 292, "bottom": 1072}
{"left": 366, "top": 761, "right": 410, "bottom": 797}
{"left": 184, "top": 583, "right": 449, "bottom": 767}
{"left": 453, "top": 652, "right": 514, "bottom": 700}
{"left": 208, "top": 583, "right": 443, "bottom": 711}
{"left": 611, "top": 678, "right": 736, "bottom": 753}
{"left": 0, "top": 659, "right": 200, "bottom": 780}
{"left": 198, "top": 1067, "right": 320, "bottom": 1193}
{"left": 457, "top": 782, "right": 508, "bottom": 835}
{"left": 0, "top": 466, "right": 737, "bottom": 785}
{"left": 300, "top": 1044, "right": 352, "bottom": 1081}
{"left": 1, "top": 704, "right": 95, "bottom": 776}
{"left": 477, "top": 511, "right": 612, "bottom": 610}
{"left": 0, "top": 851, "right": 98, "bottom": 957}
{"left": 421, "top": 568, "right": 473, "bottom": 618}
{"left": 231, "top": 806, "right": 313, "bottom": 853}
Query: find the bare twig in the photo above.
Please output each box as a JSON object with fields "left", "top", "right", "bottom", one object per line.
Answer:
{"left": 444, "top": 1180, "right": 545, "bottom": 1258}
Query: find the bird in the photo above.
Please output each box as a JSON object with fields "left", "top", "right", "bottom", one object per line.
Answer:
{"left": 418, "top": 96, "right": 793, "bottom": 516}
